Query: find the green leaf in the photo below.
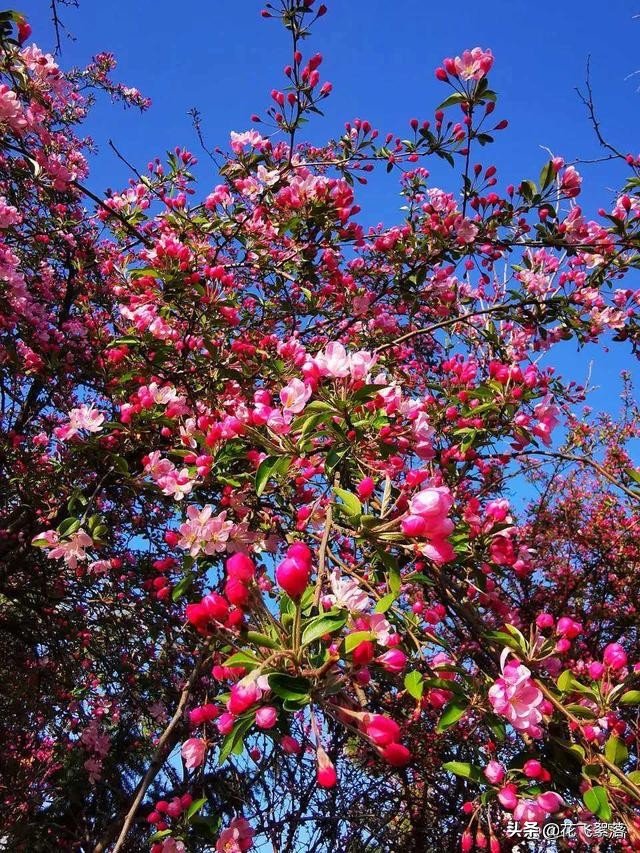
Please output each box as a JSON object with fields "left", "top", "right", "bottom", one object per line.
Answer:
{"left": 583, "top": 786, "right": 612, "bottom": 821}
{"left": 268, "top": 673, "right": 311, "bottom": 702}
{"left": 246, "top": 631, "right": 279, "bottom": 650}
{"left": 374, "top": 592, "right": 395, "bottom": 613}
{"left": 223, "top": 650, "right": 260, "bottom": 668}
{"left": 186, "top": 797, "right": 207, "bottom": 820}
{"left": 58, "top": 517, "right": 81, "bottom": 537}
{"left": 404, "top": 671, "right": 424, "bottom": 700}
{"left": 605, "top": 735, "right": 628, "bottom": 767}
{"left": 620, "top": 690, "right": 640, "bottom": 705}
{"left": 503, "top": 624, "right": 528, "bottom": 653}
{"left": 557, "top": 670, "right": 593, "bottom": 695}
{"left": 351, "top": 383, "right": 383, "bottom": 403}
{"left": 172, "top": 573, "right": 194, "bottom": 602}
{"left": 436, "top": 699, "right": 467, "bottom": 732}
{"left": 436, "top": 92, "right": 467, "bottom": 111}
{"left": 218, "top": 715, "right": 253, "bottom": 765}
{"left": 325, "top": 447, "right": 348, "bottom": 478}
{"left": 301, "top": 610, "right": 346, "bottom": 646}
{"left": 565, "top": 703, "right": 597, "bottom": 719}
{"left": 148, "top": 830, "right": 172, "bottom": 842}
{"left": 539, "top": 160, "right": 556, "bottom": 190}
{"left": 333, "top": 487, "right": 362, "bottom": 517}
{"left": 344, "top": 631, "right": 374, "bottom": 653}
{"left": 441, "top": 761, "right": 483, "bottom": 782}
{"left": 626, "top": 467, "right": 640, "bottom": 485}
{"left": 255, "top": 455, "right": 291, "bottom": 497}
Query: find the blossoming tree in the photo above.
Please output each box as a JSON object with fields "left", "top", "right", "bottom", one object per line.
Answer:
{"left": 2, "top": 2, "right": 640, "bottom": 850}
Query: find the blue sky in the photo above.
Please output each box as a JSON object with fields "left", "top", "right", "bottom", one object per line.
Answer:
{"left": 18, "top": 0, "right": 640, "bottom": 414}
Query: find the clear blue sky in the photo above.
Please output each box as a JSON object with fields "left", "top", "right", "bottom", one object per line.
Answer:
{"left": 18, "top": 0, "right": 640, "bottom": 411}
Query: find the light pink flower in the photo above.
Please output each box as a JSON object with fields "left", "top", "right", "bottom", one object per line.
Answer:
{"left": 327, "top": 569, "right": 370, "bottom": 612}
{"left": 452, "top": 47, "right": 494, "bottom": 81}
{"left": 181, "top": 737, "right": 206, "bottom": 770}
{"left": 41, "top": 528, "right": 93, "bottom": 569}
{"left": 488, "top": 652, "right": 543, "bottom": 737}
{"left": 177, "top": 505, "right": 234, "bottom": 557}
{"left": 279, "top": 378, "right": 311, "bottom": 414}
{"left": 313, "top": 341, "right": 350, "bottom": 378}
{"left": 56, "top": 404, "right": 105, "bottom": 440}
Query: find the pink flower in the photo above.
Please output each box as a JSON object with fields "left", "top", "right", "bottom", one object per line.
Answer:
{"left": 215, "top": 816, "right": 254, "bottom": 852}
{"left": 513, "top": 799, "right": 546, "bottom": 824}
{"left": 55, "top": 404, "right": 105, "bottom": 440}
{"left": 497, "top": 784, "right": 518, "bottom": 810}
{"left": 456, "top": 218, "right": 479, "bottom": 244}
{"left": 451, "top": 47, "right": 494, "bottom": 81}
{"left": 228, "top": 680, "right": 260, "bottom": 715}
{"left": 279, "top": 378, "right": 311, "bottom": 414}
{"left": 177, "top": 505, "right": 234, "bottom": 557}
{"left": 536, "top": 791, "right": 564, "bottom": 813}
{"left": 281, "top": 735, "right": 302, "bottom": 755}
{"left": 483, "top": 760, "right": 505, "bottom": 784}
{"left": 349, "top": 349, "right": 377, "bottom": 381}
{"left": 409, "top": 486, "right": 453, "bottom": 518}
{"left": 603, "top": 642, "right": 627, "bottom": 670}
{"left": 488, "top": 652, "right": 543, "bottom": 737}
{"left": 255, "top": 706, "right": 277, "bottom": 729}
{"left": 327, "top": 569, "right": 370, "bottom": 612}
{"left": 361, "top": 714, "right": 401, "bottom": 746}
{"left": 313, "top": 341, "right": 350, "bottom": 378}
{"left": 378, "top": 649, "right": 407, "bottom": 673}
{"left": 40, "top": 529, "right": 93, "bottom": 569}
{"left": 181, "top": 737, "right": 206, "bottom": 770}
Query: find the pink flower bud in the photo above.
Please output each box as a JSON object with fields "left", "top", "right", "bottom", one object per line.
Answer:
{"left": 497, "top": 784, "right": 518, "bottom": 810}
{"left": 483, "top": 760, "right": 505, "bottom": 784}
{"left": 276, "top": 557, "right": 310, "bottom": 598}
{"left": 255, "top": 706, "right": 277, "bottom": 729}
{"left": 356, "top": 476, "right": 375, "bottom": 499}
{"left": 381, "top": 742, "right": 411, "bottom": 766}
{"left": 535, "top": 613, "right": 554, "bottom": 629}
{"left": 316, "top": 746, "right": 337, "bottom": 788}
{"left": 588, "top": 661, "right": 605, "bottom": 680}
{"left": 281, "top": 735, "right": 302, "bottom": 755}
{"left": 603, "top": 642, "right": 627, "bottom": 670}
{"left": 228, "top": 681, "right": 260, "bottom": 715}
{"left": 523, "top": 759, "right": 542, "bottom": 779}
{"left": 362, "top": 714, "right": 401, "bottom": 746}
{"left": 556, "top": 617, "right": 581, "bottom": 639}
{"left": 226, "top": 553, "right": 256, "bottom": 581}
{"left": 536, "top": 791, "right": 564, "bottom": 813}
{"left": 378, "top": 648, "right": 407, "bottom": 673}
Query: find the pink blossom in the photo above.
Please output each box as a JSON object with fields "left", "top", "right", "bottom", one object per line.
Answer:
{"left": 216, "top": 816, "right": 254, "bottom": 852}
{"left": 177, "top": 505, "right": 234, "bottom": 557}
{"left": 483, "top": 760, "right": 505, "bottom": 784}
{"left": 603, "top": 642, "right": 627, "bottom": 670}
{"left": 55, "top": 404, "right": 105, "bottom": 440}
{"left": 255, "top": 706, "right": 277, "bottom": 729}
{"left": 327, "top": 569, "right": 370, "bottom": 612}
{"left": 451, "top": 47, "right": 494, "bottom": 81}
{"left": 181, "top": 737, "right": 206, "bottom": 770}
{"left": 279, "top": 378, "right": 311, "bottom": 414}
{"left": 488, "top": 653, "right": 543, "bottom": 737}
{"left": 513, "top": 799, "right": 546, "bottom": 824}
{"left": 37, "top": 528, "right": 93, "bottom": 569}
